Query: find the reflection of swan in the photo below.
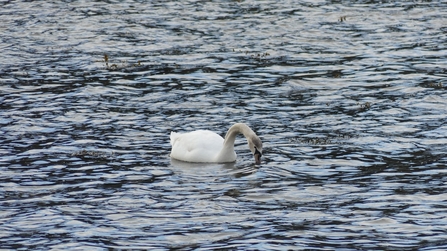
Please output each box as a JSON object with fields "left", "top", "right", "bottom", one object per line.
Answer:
{"left": 170, "top": 158, "right": 257, "bottom": 179}
{"left": 170, "top": 123, "right": 263, "bottom": 164}
{"left": 170, "top": 158, "right": 236, "bottom": 169}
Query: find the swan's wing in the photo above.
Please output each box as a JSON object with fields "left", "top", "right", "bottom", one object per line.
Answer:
{"left": 170, "top": 130, "right": 224, "bottom": 162}
{"left": 170, "top": 132, "right": 181, "bottom": 146}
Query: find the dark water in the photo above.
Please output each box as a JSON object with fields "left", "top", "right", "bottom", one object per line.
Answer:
{"left": 1, "top": 0, "right": 447, "bottom": 250}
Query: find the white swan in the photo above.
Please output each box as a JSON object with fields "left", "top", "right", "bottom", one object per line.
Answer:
{"left": 170, "top": 123, "right": 263, "bottom": 164}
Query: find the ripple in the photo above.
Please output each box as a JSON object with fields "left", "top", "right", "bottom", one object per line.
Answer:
{"left": 1, "top": 0, "right": 447, "bottom": 250}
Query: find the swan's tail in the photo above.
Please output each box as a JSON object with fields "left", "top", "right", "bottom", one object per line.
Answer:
{"left": 170, "top": 132, "right": 180, "bottom": 146}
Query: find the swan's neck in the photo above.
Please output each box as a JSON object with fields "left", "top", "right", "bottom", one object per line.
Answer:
{"left": 217, "top": 123, "right": 256, "bottom": 160}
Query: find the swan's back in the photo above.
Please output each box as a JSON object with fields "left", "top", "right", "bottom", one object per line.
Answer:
{"left": 170, "top": 130, "right": 224, "bottom": 162}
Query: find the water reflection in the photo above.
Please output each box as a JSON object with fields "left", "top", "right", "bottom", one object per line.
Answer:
{"left": 170, "top": 158, "right": 259, "bottom": 179}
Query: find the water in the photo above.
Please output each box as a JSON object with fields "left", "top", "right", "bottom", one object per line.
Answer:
{"left": 1, "top": 0, "right": 447, "bottom": 250}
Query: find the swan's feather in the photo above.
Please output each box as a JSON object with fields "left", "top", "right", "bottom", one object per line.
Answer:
{"left": 170, "top": 123, "right": 261, "bottom": 164}
{"left": 170, "top": 130, "right": 224, "bottom": 162}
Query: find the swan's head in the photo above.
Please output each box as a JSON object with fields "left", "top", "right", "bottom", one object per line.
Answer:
{"left": 248, "top": 136, "right": 263, "bottom": 165}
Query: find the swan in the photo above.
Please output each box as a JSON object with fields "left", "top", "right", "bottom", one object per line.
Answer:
{"left": 170, "top": 123, "right": 263, "bottom": 164}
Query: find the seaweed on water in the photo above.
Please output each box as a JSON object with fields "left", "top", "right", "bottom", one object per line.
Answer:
{"left": 427, "top": 82, "right": 443, "bottom": 89}
{"left": 358, "top": 101, "right": 372, "bottom": 110}
{"left": 232, "top": 48, "right": 271, "bottom": 60}
{"left": 338, "top": 16, "right": 347, "bottom": 22}
{"left": 71, "top": 149, "right": 115, "bottom": 159}
{"left": 289, "top": 132, "right": 355, "bottom": 145}
{"left": 99, "top": 54, "right": 142, "bottom": 70}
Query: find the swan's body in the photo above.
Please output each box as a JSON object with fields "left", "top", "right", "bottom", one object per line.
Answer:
{"left": 170, "top": 123, "right": 263, "bottom": 164}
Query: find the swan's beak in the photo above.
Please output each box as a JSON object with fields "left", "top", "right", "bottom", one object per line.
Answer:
{"left": 254, "top": 152, "right": 261, "bottom": 165}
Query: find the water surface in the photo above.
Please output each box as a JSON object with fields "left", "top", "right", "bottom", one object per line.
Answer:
{"left": 1, "top": 0, "right": 447, "bottom": 250}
